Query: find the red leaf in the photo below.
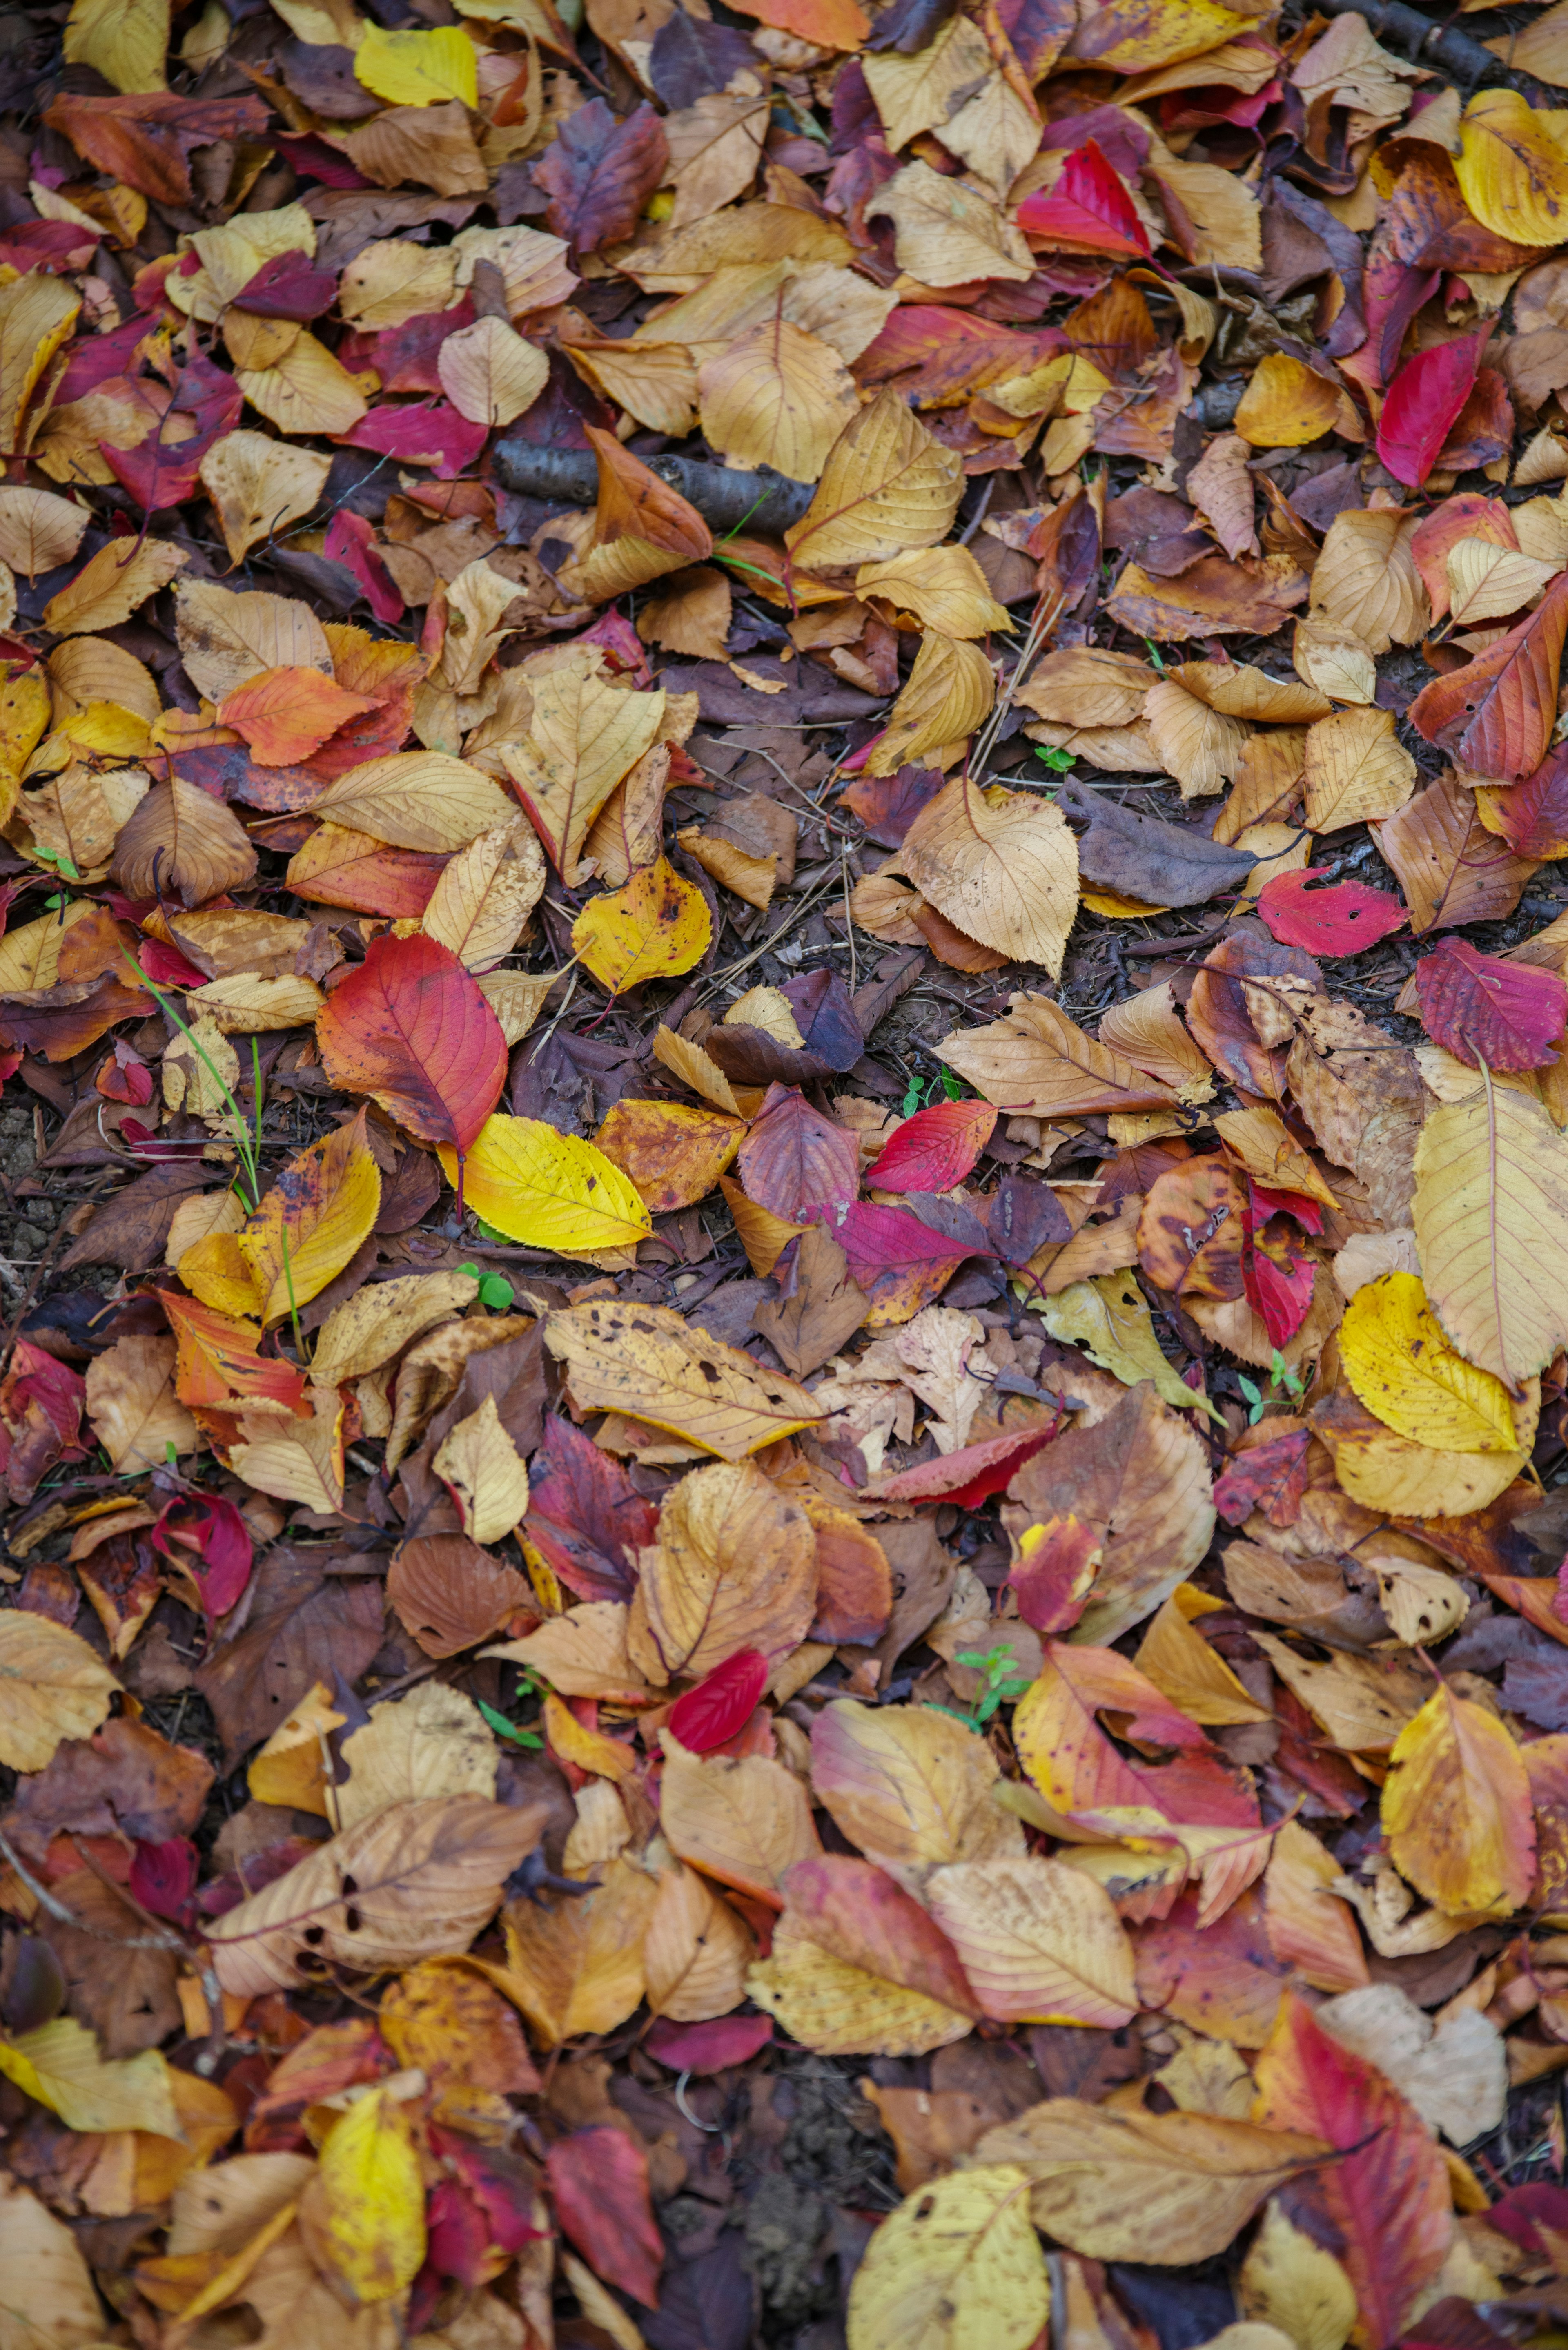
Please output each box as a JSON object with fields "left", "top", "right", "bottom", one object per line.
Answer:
{"left": 138, "top": 938, "right": 209, "bottom": 988}
{"left": 1255, "top": 867, "right": 1407, "bottom": 956}
{"left": 534, "top": 98, "right": 671, "bottom": 256}
{"left": 668, "top": 1649, "right": 769, "bottom": 1752}
{"left": 323, "top": 509, "right": 403, "bottom": 624}
{"left": 128, "top": 1835, "right": 198, "bottom": 1922}
{"left": 875, "top": 1423, "right": 1059, "bottom": 1506}
{"left": 1015, "top": 140, "right": 1151, "bottom": 257}
{"left": 105, "top": 349, "right": 243, "bottom": 512}
{"left": 645, "top": 2014, "right": 773, "bottom": 2073}
{"left": 546, "top": 2127, "right": 663, "bottom": 2307}
{"left": 1474, "top": 740, "right": 1568, "bottom": 858}
{"left": 1008, "top": 1514, "right": 1100, "bottom": 1634}
{"left": 826, "top": 1199, "right": 982, "bottom": 1286}
{"left": 735, "top": 1084, "right": 859, "bottom": 1224}
{"left": 1409, "top": 567, "right": 1568, "bottom": 781}
{"left": 1242, "top": 1220, "right": 1316, "bottom": 1349}
{"left": 865, "top": 1099, "right": 998, "bottom": 1192}
{"left": 525, "top": 1415, "right": 656, "bottom": 1605}
{"left": 340, "top": 401, "right": 488, "bottom": 482}
{"left": 95, "top": 1039, "right": 154, "bottom": 1106}
{"left": 150, "top": 1492, "right": 254, "bottom": 1621}
{"left": 1414, "top": 935, "right": 1568, "bottom": 1070}
{"left": 1248, "top": 1181, "right": 1323, "bottom": 1237}
{"left": 1253, "top": 1992, "right": 1451, "bottom": 2347}
{"left": 316, "top": 932, "right": 508, "bottom": 1154}
{"left": 1376, "top": 332, "right": 1486, "bottom": 488}
{"left": 234, "top": 251, "right": 338, "bottom": 321}
{"left": 1212, "top": 1429, "right": 1312, "bottom": 1528}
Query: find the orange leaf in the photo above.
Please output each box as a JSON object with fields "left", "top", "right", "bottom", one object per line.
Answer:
{"left": 1409, "top": 566, "right": 1568, "bottom": 780}
{"left": 216, "top": 665, "right": 378, "bottom": 768}
{"left": 585, "top": 426, "right": 711, "bottom": 562}
{"left": 160, "top": 1289, "right": 310, "bottom": 1416}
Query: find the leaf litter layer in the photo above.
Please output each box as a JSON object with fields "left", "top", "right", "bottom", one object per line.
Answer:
{"left": 11, "top": 0, "right": 1568, "bottom": 2345}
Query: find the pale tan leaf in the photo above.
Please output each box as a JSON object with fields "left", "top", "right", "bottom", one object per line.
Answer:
{"left": 867, "top": 160, "right": 1034, "bottom": 287}
{"left": 1413, "top": 1076, "right": 1568, "bottom": 1387}
{"left": 628, "top": 1458, "right": 817, "bottom": 1683}
{"left": 0, "top": 486, "right": 89, "bottom": 578}
{"left": 658, "top": 1733, "right": 822, "bottom": 1904}
{"left": 1302, "top": 706, "right": 1417, "bottom": 832}
{"left": 421, "top": 817, "right": 546, "bottom": 967}
{"left": 644, "top": 1860, "right": 754, "bottom": 2021}
{"left": 864, "top": 635, "right": 995, "bottom": 776}
{"left": 900, "top": 777, "right": 1077, "bottom": 975}
{"left": 924, "top": 1856, "right": 1139, "bottom": 2027}
{"left": 234, "top": 331, "right": 368, "bottom": 437}
{"left": 85, "top": 1334, "right": 197, "bottom": 1470}
{"left": 176, "top": 578, "right": 332, "bottom": 702}
{"left": 110, "top": 775, "right": 257, "bottom": 906}
{"left": 42, "top": 537, "right": 185, "bottom": 635}
{"left": 432, "top": 1394, "right": 531, "bottom": 1547}
{"left": 942, "top": 992, "right": 1176, "bottom": 1117}
{"left": 1308, "top": 509, "right": 1429, "bottom": 654}
{"left": 200, "top": 431, "right": 332, "bottom": 566}
{"left": 544, "top": 1298, "right": 824, "bottom": 1459}
{"left": 786, "top": 388, "right": 964, "bottom": 573}
{"left": 0, "top": 1613, "right": 118, "bottom": 1773}
{"left": 0, "top": 2175, "right": 107, "bottom": 2350}
{"left": 697, "top": 318, "right": 858, "bottom": 484}
{"left": 229, "top": 1391, "right": 347, "bottom": 1514}
{"left": 336, "top": 1682, "right": 498, "bottom": 1830}
{"left": 310, "top": 750, "right": 518, "bottom": 853}
{"left": 438, "top": 316, "right": 550, "bottom": 427}
{"left": 497, "top": 1855, "right": 657, "bottom": 2044}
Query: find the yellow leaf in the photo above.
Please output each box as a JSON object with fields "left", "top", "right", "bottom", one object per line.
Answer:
{"left": 177, "top": 1229, "right": 266, "bottom": 1319}
{"left": 1240, "top": 2199, "right": 1358, "bottom": 2350}
{"left": 1412, "top": 1075, "right": 1568, "bottom": 1389}
{"left": 594, "top": 1098, "right": 744, "bottom": 1213}
{"left": 355, "top": 20, "right": 479, "bottom": 106}
{"left": 845, "top": 2167, "right": 1050, "bottom": 2350}
{"left": 630, "top": 1459, "right": 817, "bottom": 1683}
{"left": 1339, "top": 1270, "right": 1517, "bottom": 1453}
{"left": 313, "top": 2087, "right": 426, "bottom": 2305}
{"left": 1308, "top": 1380, "right": 1537, "bottom": 1519}
{"left": 1454, "top": 88, "right": 1568, "bottom": 246}
{"left": 310, "top": 1269, "right": 478, "bottom": 1387}
{"left": 248, "top": 1680, "right": 343, "bottom": 1817}
{"left": 234, "top": 331, "right": 368, "bottom": 438}
{"left": 1042, "top": 1272, "right": 1221, "bottom": 1422}
{"left": 1234, "top": 355, "right": 1343, "bottom": 448}
{"left": 572, "top": 856, "right": 711, "bottom": 994}
{"left": 501, "top": 656, "right": 667, "bottom": 884}
{"left": 0, "top": 1612, "right": 118, "bottom": 1772}
{"left": 785, "top": 387, "right": 964, "bottom": 574}
{"left": 0, "top": 274, "right": 80, "bottom": 457}
{"left": 64, "top": 0, "right": 167, "bottom": 90}
{"left": 1301, "top": 706, "right": 1416, "bottom": 834}
{"left": 544, "top": 1296, "right": 824, "bottom": 1459}
{"left": 432, "top": 1394, "right": 531, "bottom": 1546}
{"left": 698, "top": 318, "right": 858, "bottom": 484}
{"left": 0, "top": 486, "right": 89, "bottom": 578}
{"left": 924, "top": 1855, "right": 1138, "bottom": 2027}
{"left": 0, "top": 2018, "right": 178, "bottom": 2138}
{"left": 864, "top": 635, "right": 994, "bottom": 777}
{"left": 435, "top": 1112, "right": 650, "bottom": 1254}
{"left": 1382, "top": 1684, "right": 1535, "bottom": 1917}
{"left": 1134, "top": 1585, "right": 1273, "bottom": 1724}
{"left": 238, "top": 1107, "right": 382, "bottom": 1325}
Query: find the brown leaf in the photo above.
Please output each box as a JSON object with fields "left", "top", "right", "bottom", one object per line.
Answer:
{"left": 1377, "top": 767, "right": 1541, "bottom": 934}
{"left": 753, "top": 1225, "right": 870, "bottom": 1376}
{"left": 194, "top": 1545, "right": 386, "bottom": 1766}
{"left": 110, "top": 775, "right": 258, "bottom": 907}
{"left": 629, "top": 1458, "right": 818, "bottom": 1681}
{"left": 388, "top": 1534, "right": 535, "bottom": 1659}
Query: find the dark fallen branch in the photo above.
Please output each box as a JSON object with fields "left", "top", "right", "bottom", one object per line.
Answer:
{"left": 493, "top": 441, "right": 814, "bottom": 534}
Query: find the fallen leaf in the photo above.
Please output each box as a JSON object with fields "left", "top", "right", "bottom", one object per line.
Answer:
{"left": 0, "top": 1611, "right": 118, "bottom": 1771}
{"left": 811, "top": 1697, "right": 1024, "bottom": 1886}
{"left": 433, "top": 1395, "right": 532, "bottom": 1547}
{"left": 572, "top": 856, "right": 711, "bottom": 994}
{"left": 631, "top": 1458, "right": 817, "bottom": 1682}
{"left": 899, "top": 776, "right": 1078, "bottom": 977}
{"left": 434, "top": 1113, "right": 650, "bottom": 1255}
{"left": 1410, "top": 568, "right": 1568, "bottom": 781}
{"left": 924, "top": 1855, "right": 1139, "bottom": 2027}
{"left": 845, "top": 2166, "right": 1051, "bottom": 2350}
{"left": 238, "top": 1109, "right": 382, "bottom": 1326}
{"left": 547, "top": 2128, "right": 663, "bottom": 2309}
{"left": 1381, "top": 1681, "right": 1535, "bottom": 1916}
{"left": 786, "top": 388, "right": 964, "bottom": 573}
{"left": 308, "top": 2085, "right": 425, "bottom": 2305}
{"left": 1412, "top": 1077, "right": 1568, "bottom": 1387}
{"left": 659, "top": 1733, "right": 821, "bottom": 1904}
{"left": 748, "top": 1853, "right": 979, "bottom": 2052}
{"left": 316, "top": 931, "right": 508, "bottom": 1156}
{"left": 1340, "top": 1272, "right": 1517, "bottom": 1452}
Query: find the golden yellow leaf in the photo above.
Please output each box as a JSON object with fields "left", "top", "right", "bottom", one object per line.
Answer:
{"left": 339, "top": 239, "right": 459, "bottom": 331}
{"left": 652, "top": 1021, "right": 742, "bottom": 1115}
{"left": 786, "top": 387, "right": 964, "bottom": 574}
{"left": 1339, "top": 1270, "right": 1517, "bottom": 1452}
{"left": 355, "top": 20, "right": 479, "bottom": 105}
{"left": 630, "top": 1460, "right": 816, "bottom": 1683}
{"left": 659, "top": 1735, "right": 822, "bottom": 1904}
{"left": 698, "top": 318, "right": 858, "bottom": 485}
{"left": 594, "top": 1098, "right": 744, "bottom": 1213}
{"left": 1234, "top": 354, "right": 1343, "bottom": 448}
{"left": 1454, "top": 88, "right": 1568, "bottom": 245}
{"left": 310, "top": 2088, "right": 426, "bottom": 2305}
{"left": 434, "top": 1112, "right": 650, "bottom": 1254}
{"left": 432, "top": 1395, "right": 531, "bottom": 1547}
{"left": 572, "top": 857, "right": 711, "bottom": 994}
{"left": 1382, "top": 1683, "right": 1535, "bottom": 1917}
{"left": 249, "top": 1680, "right": 343, "bottom": 1817}
{"left": 544, "top": 1297, "right": 824, "bottom": 1459}
{"left": 846, "top": 2167, "right": 1051, "bottom": 2350}
{"left": 974, "top": 2103, "right": 1329, "bottom": 2263}
{"left": 207, "top": 1794, "right": 546, "bottom": 1994}
{"left": 64, "top": 0, "right": 166, "bottom": 96}
{"left": 199, "top": 431, "right": 332, "bottom": 566}
{"left": 1134, "top": 1585, "right": 1272, "bottom": 1724}
{"left": 0, "top": 1612, "right": 118, "bottom": 1773}
{"left": 856, "top": 545, "right": 1010, "bottom": 639}
{"left": 488, "top": 1601, "right": 654, "bottom": 1702}
{"left": 238, "top": 1108, "right": 382, "bottom": 1325}
{"left": 310, "top": 750, "right": 517, "bottom": 853}
{"left": 497, "top": 1856, "right": 658, "bottom": 2044}
{"left": 924, "top": 1856, "right": 1138, "bottom": 2027}
{"left": 0, "top": 274, "right": 79, "bottom": 457}
{"left": 0, "top": 2019, "right": 178, "bottom": 2139}
{"left": 177, "top": 1230, "right": 265, "bottom": 1319}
